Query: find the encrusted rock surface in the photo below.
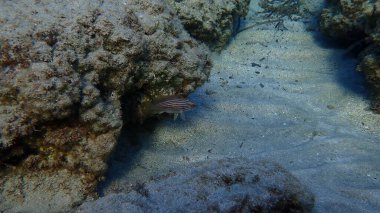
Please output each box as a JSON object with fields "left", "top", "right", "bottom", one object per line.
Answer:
{"left": 167, "top": 0, "right": 251, "bottom": 51}
{"left": 320, "top": 0, "right": 380, "bottom": 111}
{"left": 320, "top": 0, "right": 378, "bottom": 42}
{"left": 357, "top": 46, "right": 380, "bottom": 109}
{"left": 77, "top": 158, "right": 315, "bottom": 213}
{"left": 0, "top": 0, "right": 211, "bottom": 211}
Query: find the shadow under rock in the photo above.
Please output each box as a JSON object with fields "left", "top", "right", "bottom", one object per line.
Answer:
{"left": 312, "top": 31, "right": 370, "bottom": 99}
{"left": 96, "top": 91, "right": 213, "bottom": 196}
{"left": 96, "top": 116, "right": 159, "bottom": 197}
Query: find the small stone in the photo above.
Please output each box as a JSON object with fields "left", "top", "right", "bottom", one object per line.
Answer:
{"left": 327, "top": 105, "right": 335, "bottom": 110}
{"left": 205, "top": 89, "right": 216, "bottom": 95}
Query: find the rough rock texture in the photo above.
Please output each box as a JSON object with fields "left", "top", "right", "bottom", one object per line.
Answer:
{"left": 258, "top": 0, "right": 305, "bottom": 18}
{"left": 320, "top": 0, "right": 380, "bottom": 111}
{"left": 166, "top": 0, "right": 251, "bottom": 51}
{"left": 357, "top": 41, "right": 380, "bottom": 110}
{"left": 0, "top": 0, "right": 211, "bottom": 211}
{"left": 320, "top": 0, "right": 379, "bottom": 41}
{"left": 77, "top": 158, "right": 315, "bottom": 213}
{"left": 0, "top": 170, "right": 89, "bottom": 212}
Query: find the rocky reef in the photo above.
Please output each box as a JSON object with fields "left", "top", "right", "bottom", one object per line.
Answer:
{"left": 0, "top": 0, "right": 211, "bottom": 211}
{"left": 77, "top": 158, "right": 315, "bottom": 213}
{"left": 167, "top": 0, "right": 251, "bottom": 51}
{"left": 320, "top": 0, "right": 380, "bottom": 111}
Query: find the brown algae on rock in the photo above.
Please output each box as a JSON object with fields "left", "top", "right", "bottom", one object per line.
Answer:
{"left": 167, "top": 0, "right": 251, "bottom": 51}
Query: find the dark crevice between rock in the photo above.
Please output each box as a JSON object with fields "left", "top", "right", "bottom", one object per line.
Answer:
{"left": 95, "top": 80, "right": 112, "bottom": 104}
{"left": 0, "top": 138, "right": 39, "bottom": 173}
{"left": 343, "top": 35, "right": 373, "bottom": 57}
{"left": 96, "top": 90, "right": 160, "bottom": 196}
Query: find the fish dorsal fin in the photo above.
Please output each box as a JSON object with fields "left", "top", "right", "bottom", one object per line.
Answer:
{"left": 152, "top": 95, "right": 184, "bottom": 104}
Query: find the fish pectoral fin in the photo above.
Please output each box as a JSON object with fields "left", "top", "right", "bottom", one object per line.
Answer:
{"left": 173, "top": 113, "right": 179, "bottom": 121}
{"left": 180, "top": 112, "right": 186, "bottom": 121}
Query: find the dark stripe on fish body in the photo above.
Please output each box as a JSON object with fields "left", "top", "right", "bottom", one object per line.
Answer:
{"left": 158, "top": 99, "right": 192, "bottom": 106}
{"left": 157, "top": 99, "right": 195, "bottom": 111}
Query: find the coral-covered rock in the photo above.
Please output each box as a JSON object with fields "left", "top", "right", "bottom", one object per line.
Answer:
{"left": 167, "top": 0, "right": 251, "bottom": 51}
{"left": 77, "top": 158, "right": 315, "bottom": 213}
{"left": 320, "top": 0, "right": 379, "bottom": 42}
{"left": 0, "top": 0, "right": 211, "bottom": 211}
{"left": 320, "top": 0, "right": 380, "bottom": 111}
{"left": 257, "top": 0, "right": 323, "bottom": 19}
{"left": 358, "top": 46, "right": 380, "bottom": 109}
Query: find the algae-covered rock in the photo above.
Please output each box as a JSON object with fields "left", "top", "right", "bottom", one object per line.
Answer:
{"left": 357, "top": 46, "right": 380, "bottom": 109}
{"left": 77, "top": 158, "right": 315, "bottom": 213}
{"left": 320, "top": 0, "right": 379, "bottom": 42}
{"left": 320, "top": 0, "right": 380, "bottom": 111}
{"left": 0, "top": 0, "right": 211, "bottom": 211}
{"left": 167, "top": 0, "right": 251, "bottom": 51}
{"left": 258, "top": 0, "right": 306, "bottom": 18}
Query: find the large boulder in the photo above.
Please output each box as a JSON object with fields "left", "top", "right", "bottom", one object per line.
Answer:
{"left": 77, "top": 158, "right": 315, "bottom": 213}
{"left": 320, "top": 0, "right": 380, "bottom": 111}
{"left": 166, "top": 0, "right": 251, "bottom": 51}
{"left": 320, "top": 0, "right": 378, "bottom": 42}
{"left": 0, "top": 0, "right": 211, "bottom": 211}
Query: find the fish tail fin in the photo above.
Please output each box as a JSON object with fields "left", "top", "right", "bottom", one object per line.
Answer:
{"left": 173, "top": 113, "right": 179, "bottom": 121}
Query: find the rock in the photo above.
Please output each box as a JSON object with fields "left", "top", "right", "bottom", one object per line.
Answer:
{"left": 258, "top": 0, "right": 302, "bottom": 18}
{"left": 319, "top": 0, "right": 380, "bottom": 111}
{"left": 77, "top": 158, "right": 315, "bottom": 213}
{"left": 166, "top": 0, "right": 251, "bottom": 51}
{"left": 257, "top": 0, "right": 323, "bottom": 20}
{"left": 0, "top": 170, "right": 89, "bottom": 212}
{"left": 0, "top": 0, "right": 211, "bottom": 211}
{"left": 357, "top": 46, "right": 380, "bottom": 110}
{"left": 319, "top": 0, "right": 378, "bottom": 42}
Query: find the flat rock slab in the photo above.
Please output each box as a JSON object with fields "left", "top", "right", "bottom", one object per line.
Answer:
{"left": 77, "top": 158, "right": 314, "bottom": 213}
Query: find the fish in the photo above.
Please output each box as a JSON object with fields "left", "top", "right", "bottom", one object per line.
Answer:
{"left": 145, "top": 95, "right": 196, "bottom": 121}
